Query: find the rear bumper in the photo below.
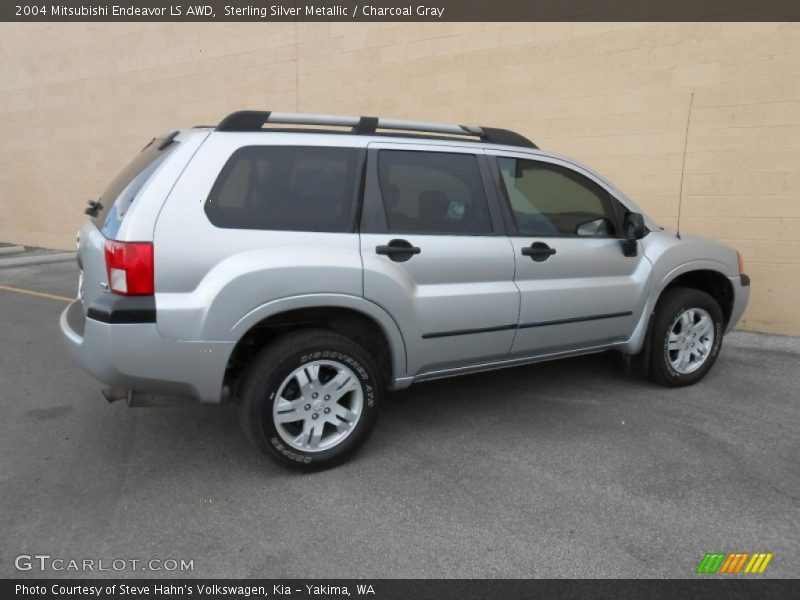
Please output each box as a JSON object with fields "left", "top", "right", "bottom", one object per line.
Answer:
{"left": 59, "top": 299, "right": 234, "bottom": 403}
{"left": 726, "top": 274, "right": 750, "bottom": 334}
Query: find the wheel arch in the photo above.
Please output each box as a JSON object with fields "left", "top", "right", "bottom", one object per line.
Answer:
{"left": 621, "top": 260, "right": 735, "bottom": 356}
{"left": 656, "top": 266, "right": 734, "bottom": 329}
{"left": 224, "top": 295, "right": 407, "bottom": 395}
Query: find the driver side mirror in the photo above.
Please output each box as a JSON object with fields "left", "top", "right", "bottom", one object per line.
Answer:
{"left": 622, "top": 212, "right": 646, "bottom": 257}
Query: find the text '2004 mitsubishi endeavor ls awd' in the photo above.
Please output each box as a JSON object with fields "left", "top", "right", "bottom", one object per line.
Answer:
{"left": 60, "top": 110, "right": 750, "bottom": 470}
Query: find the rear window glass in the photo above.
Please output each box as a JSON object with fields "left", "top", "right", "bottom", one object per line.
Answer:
{"left": 205, "top": 146, "right": 360, "bottom": 232}
{"left": 94, "top": 136, "right": 177, "bottom": 239}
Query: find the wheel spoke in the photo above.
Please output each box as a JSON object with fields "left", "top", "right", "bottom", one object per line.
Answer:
{"left": 334, "top": 404, "right": 358, "bottom": 422}
{"left": 678, "top": 350, "right": 691, "bottom": 370}
{"left": 276, "top": 397, "right": 303, "bottom": 412}
{"left": 293, "top": 420, "right": 313, "bottom": 449}
{"left": 275, "top": 396, "right": 305, "bottom": 423}
{"left": 293, "top": 369, "right": 310, "bottom": 390}
{"left": 308, "top": 421, "right": 324, "bottom": 449}
{"left": 333, "top": 418, "right": 352, "bottom": 433}
{"left": 694, "top": 315, "right": 712, "bottom": 336}
{"left": 326, "top": 372, "right": 357, "bottom": 401}
{"left": 275, "top": 409, "right": 303, "bottom": 424}
{"left": 294, "top": 364, "right": 320, "bottom": 391}
{"left": 324, "top": 369, "right": 352, "bottom": 391}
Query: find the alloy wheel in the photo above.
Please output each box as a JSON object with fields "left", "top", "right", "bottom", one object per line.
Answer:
{"left": 667, "top": 307, "right": 715, "bottom": 375}
{"left": 272, "top": 360, "right": 363, "bottom": 452}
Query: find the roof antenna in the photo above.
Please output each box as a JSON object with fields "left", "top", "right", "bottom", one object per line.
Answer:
{"left": 676, "top": 90, "right": 695, "bottom": 240}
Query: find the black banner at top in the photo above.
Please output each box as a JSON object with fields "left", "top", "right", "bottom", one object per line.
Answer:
{"left": 3, "top": 0, "right": 800, "bottom": 22}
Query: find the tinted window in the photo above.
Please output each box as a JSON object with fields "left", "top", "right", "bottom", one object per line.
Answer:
{"left": 206, "top": 146, "right": 359, "bottom": 232}
{"left": 95, "top": 137, "right": 176, "bottom": 239}
{"left": 377, "top": 150, "right": 492, "bottom": 234}
{"left": 497, "top": 158, "right": 617, "bottom": 237}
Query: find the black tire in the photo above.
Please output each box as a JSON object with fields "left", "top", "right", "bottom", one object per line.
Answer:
{"left": 239, "top": 329, "right": 382, "bottom": 471}
{"left": 648, "top": 286, "right": 724, "bottom": 387}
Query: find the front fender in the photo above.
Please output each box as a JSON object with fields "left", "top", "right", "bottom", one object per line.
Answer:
{"left": 619, "top": 229, "right": 740, "bottom": 355}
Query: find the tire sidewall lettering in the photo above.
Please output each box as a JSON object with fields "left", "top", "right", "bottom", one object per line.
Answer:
{"left": 269, "top": 436, "right": 313, "bottom": 464}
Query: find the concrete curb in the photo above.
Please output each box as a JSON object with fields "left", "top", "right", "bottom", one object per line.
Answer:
{"left": 0, "top": 252, "right": 77, "bottom": 269}
{"left": 0, "top": 245, "right": 25, "bottom": 256}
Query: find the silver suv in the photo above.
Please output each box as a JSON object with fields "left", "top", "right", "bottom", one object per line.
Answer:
{"left": 60, "top": 111, "right": 750, "bottom": 469}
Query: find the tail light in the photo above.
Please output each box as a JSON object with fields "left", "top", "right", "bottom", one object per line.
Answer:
{"left": 104, "top": 240, "right": 154, "bottom": 295}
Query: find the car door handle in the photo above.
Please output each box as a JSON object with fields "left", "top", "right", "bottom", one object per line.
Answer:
{"left": 521, "top": 242, "right": 556, "bottom": 262}
{"left": 376, "top": 239, "right": 421, "bottom": 262}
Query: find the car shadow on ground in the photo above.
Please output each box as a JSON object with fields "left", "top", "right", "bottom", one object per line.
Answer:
{"left": 106, "top": 350, "right": 646, "bottom": 477}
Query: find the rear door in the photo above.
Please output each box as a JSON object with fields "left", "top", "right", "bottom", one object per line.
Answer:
{"left": 360, "top": 143, "right": 519, "bottom": 377}
{"left": 488, "top": 153, "right": 651, "bottom": 356}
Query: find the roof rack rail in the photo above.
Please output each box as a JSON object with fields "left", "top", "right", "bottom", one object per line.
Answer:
{"left": 215, "top": 110, "right": 537, "bottom": 149}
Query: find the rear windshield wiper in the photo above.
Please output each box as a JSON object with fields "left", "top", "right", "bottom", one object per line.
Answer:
{"left": 84, "top": 199, "right": 103, "bottom": 217}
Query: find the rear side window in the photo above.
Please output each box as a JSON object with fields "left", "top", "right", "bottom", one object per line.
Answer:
{"left": 496, "top": 157, "right": 618, "bottom": 237}
{"left": 205, "top": 146, "right": 360, "bottom": 232}
{"left": 94, "top": 136, "right": 177, "bottom": 239}
{"left": 377, "top": 150, "right": 492, "bottom": 235}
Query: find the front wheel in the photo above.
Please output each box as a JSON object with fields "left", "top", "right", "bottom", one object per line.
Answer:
{"left": 648, "top": 287, "right": 724, "bottom": 387}
{"left": 239, "top": 329, "right": 382, "bottom": 470}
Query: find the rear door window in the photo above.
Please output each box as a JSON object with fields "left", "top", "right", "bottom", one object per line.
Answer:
{"left": 205, "top": 146, "right": 360, "bottom": 232}
{"left": 376, "top": 150, "right": 492, "bottom": 235}
{"left": 94, "top": 135, "right": 177, "bottom": 239}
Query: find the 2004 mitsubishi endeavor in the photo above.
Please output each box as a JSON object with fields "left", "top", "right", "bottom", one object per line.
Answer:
{"left": 60, "top": 110, "right": 750, "bottom": 469}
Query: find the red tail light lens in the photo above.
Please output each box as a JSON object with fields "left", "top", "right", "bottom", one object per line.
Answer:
{"left": 104, "top": 240, "right": 154, "bottom": 296}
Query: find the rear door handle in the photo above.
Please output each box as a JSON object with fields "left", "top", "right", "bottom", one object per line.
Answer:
{"left": 521, "top": 242, "right": 556, "bottom": 262}
{"left": 376, "top": 239, "right": 421, "bottom": 263}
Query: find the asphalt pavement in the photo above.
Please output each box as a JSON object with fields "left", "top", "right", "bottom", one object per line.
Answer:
{"left": 1, "top": 261, "right": 798, "bottom": 578}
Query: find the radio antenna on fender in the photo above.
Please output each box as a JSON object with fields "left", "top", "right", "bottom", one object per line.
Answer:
{"left": 676, "top": 91, "right": 695, "bottom": 240}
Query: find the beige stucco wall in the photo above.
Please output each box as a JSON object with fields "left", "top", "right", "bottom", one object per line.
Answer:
{"left": 0, "top": 22, "right": 798, "bottom": 333}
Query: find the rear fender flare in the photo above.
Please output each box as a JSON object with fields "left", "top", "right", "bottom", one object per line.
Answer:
{"left": 229, "top": 293, "right": 408, "bottom": 379}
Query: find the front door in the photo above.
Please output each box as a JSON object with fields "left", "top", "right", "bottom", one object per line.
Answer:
{"left": 490, "top": 154, "right": 651, "bottom": 357}
{"left": 360, "top": 144, "right": 519, "bottom": 377}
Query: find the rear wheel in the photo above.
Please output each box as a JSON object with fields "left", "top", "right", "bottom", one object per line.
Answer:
{"left": 648, "top": 287, "right": 724, "bottom": 387}
{"left": 239, "top": 329, "right": 382, "bottom": 470}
